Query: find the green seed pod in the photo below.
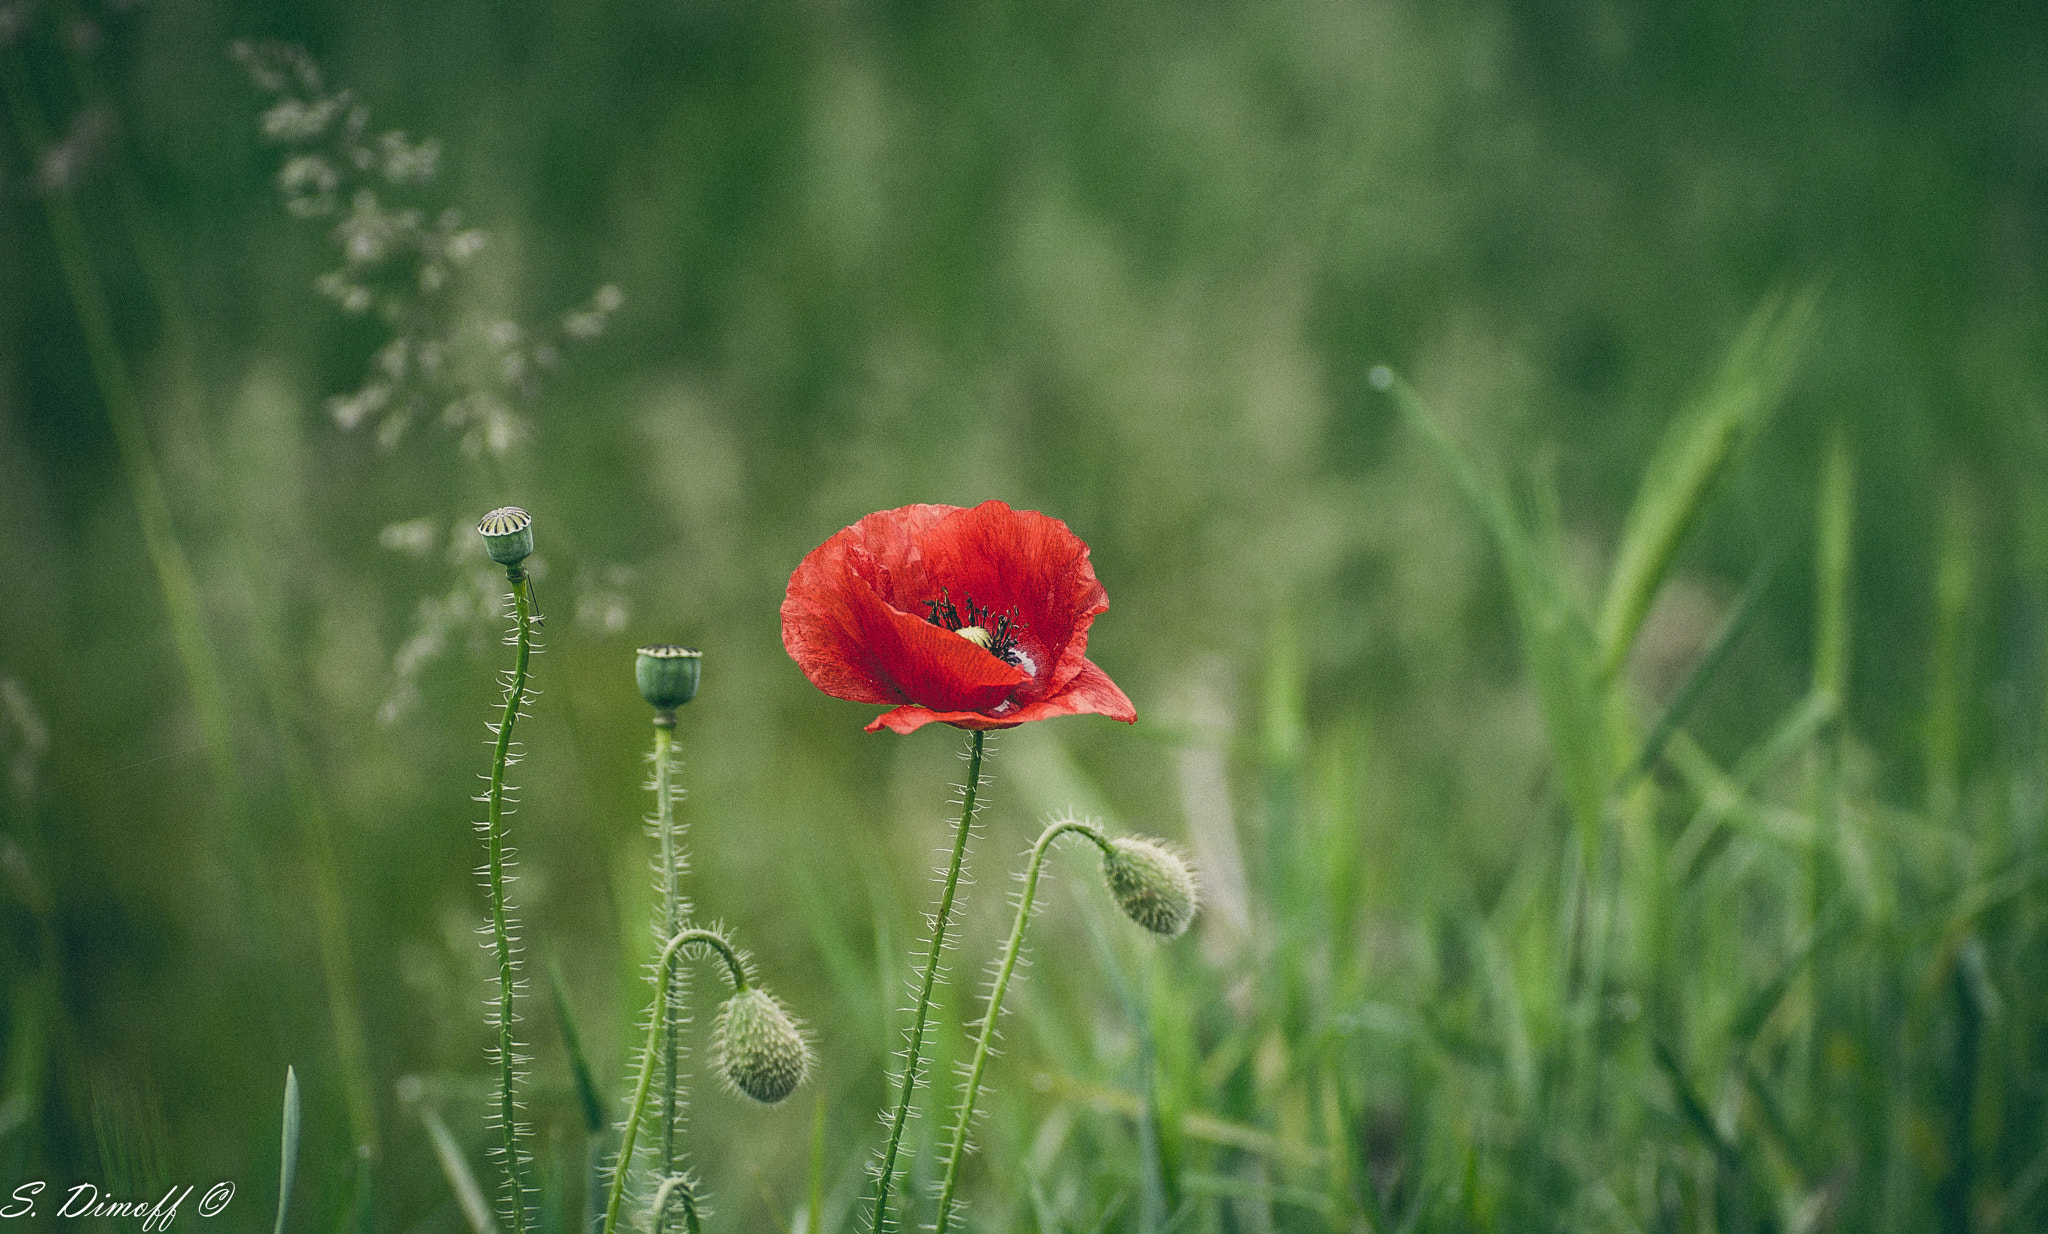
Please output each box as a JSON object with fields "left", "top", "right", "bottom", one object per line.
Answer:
{"left": 477, "top": 506, "right": 535, "bottom": 567}
{"left": 1101, "top": 837, "right": 1199, "bottom": 937}
{"left": 714, "top": 987, "right": 812, "bottom": 1105}
{"left": 636, "top": 644, "right": 703, "bottom": 711}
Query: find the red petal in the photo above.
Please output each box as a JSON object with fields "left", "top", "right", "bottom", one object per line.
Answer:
{"left": 918, "top": 502, "right": 1109, "bottom": 702}
{"left": 863, "top": 658, "right": 1135, "bottom": 734}
{"left": 783, "top": 504, "right": 1026, "bottom": 711}
{"left": 996, "top": 658, "right": 1135, "bottom": 725}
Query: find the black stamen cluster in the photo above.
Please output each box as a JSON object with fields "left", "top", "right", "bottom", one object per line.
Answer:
{"left": 923, "top": 587, "right": 1026, "bottom": 666}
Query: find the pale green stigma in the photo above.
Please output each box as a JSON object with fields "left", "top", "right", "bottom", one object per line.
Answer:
{"left": 477, "top": 506, "right": 534, "bottom": 567}
{"left": 955, "top": 625, "right": 993, "bottom": 650}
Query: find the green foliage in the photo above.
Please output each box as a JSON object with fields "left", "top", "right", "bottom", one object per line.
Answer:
{"left": 5, "top": 1, "right": 2048, "bottom": 1231}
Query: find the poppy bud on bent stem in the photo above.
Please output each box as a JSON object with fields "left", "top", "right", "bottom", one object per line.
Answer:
{"left": 714, "top": 987, "right": 812, "bottom": 1105}
{"left": 1101, "top": 837, "right": 1200, "bottom": 937}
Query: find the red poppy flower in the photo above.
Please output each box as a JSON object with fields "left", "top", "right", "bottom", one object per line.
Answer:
{"left": 782, "top": 501, "right": 1137, "bottom": 734}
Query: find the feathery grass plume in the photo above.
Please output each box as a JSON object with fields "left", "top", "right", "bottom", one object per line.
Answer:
{"left": 231, "top": 40, "right": 622, "bottom": 457}
{"left": 474, "top": 507, "right": 541, "bottom": 1234}
{"left": 935, "top": 818, "right": 1198, "bottom": 1234}
{"left": 233, "top": 42, "right": 629, "bottom": 733}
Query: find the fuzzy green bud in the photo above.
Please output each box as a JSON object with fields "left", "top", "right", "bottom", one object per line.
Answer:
{"left": 477, "top": 506, "right": 534, "bottom": 567}
{"left": 1101, "top": 837, "right": 1198, "bottom": 937}
{"left": 636, "top": 644, "right": 702, "bottom": 712}
{"left": 714, "top": 987, "right": 811, "bottom": 1105}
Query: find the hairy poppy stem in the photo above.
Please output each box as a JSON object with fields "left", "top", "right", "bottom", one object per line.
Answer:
{"left": 603, "top": 929, "right": 748, "bottom": 1234}
{"left": 936, "top": 819, "right": 1112, "bottom": 1234}
{"left": 651, "top": 1174, "right": 702, "bottom": 1234}
{"left": 871, "top": 728, "right": 986, "bottom": 1234}
{"left": 485, "top": 567, "right": 537, "bottom": 1234}
{"left": 653, "top": 719, "right": 689, "bottom": 1176}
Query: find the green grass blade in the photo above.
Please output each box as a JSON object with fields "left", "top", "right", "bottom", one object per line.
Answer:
{"left": 1738, "top": 1058, "right": 1814, "bottom": 1186}
{"left": 1595, "top": 288, "right": 1819, "bottom": 682}
{"left": 1732, "top": 688, "right": 1838, "bottom": 787}
{"left": 274, "top": 1067, "right": 300, "bottom": 1234}
{"left": 420, "top": 1103, "right": 501, "bottom": 1234}
{"left": 1652, "top": 1038, "right": 1743, "bottom": 1175}
{"left": 1813, "top": 429, "right": 1855, "bottom": 705}
{"left": 1728, "top": 921, "right": 1833, "bottom": 1047}
{"left": 542, "top": 952, "right": 606, "bottom": 1135}
{"left": 1378, "top": 368, "right": 1607, "bottom": 835}
{"left": 1926, "top": 477, "right": 1974, "bottom": 821}
{"left": 1624, "top": 541, "right": 1784, "bottom": 787}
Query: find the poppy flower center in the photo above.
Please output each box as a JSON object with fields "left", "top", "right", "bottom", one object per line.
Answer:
{"left": 924, "top": 588, "right": 1029, "bottom": 671}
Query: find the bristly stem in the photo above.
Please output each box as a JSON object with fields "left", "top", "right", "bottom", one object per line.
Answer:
{"left": 652, "top": 717, "right": 690, "bottom": 1175}
{"left": 871, "top": 728, "right": 987, "bottom": 1234}
{"left": 486, "top": 567, "right": 538, "bottom": 1234}
{"left": 651, "top": 1174, "right": 703, "bottom": 1234}
{"left": 603, "top": 929, "right": 749, "bottom": 1234}
{"left": 936, "top": 818, "right": 1111, "bottom": 1234}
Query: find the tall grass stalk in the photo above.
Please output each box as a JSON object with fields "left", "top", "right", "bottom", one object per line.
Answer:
{"left": 0, "top": 48, "right": 248, "bottom": 835}
{"left": 11, "top": 26, "right": 391, "bottom": 1178}
{"left": 5, "top": 31, "right": 383, "bottom": 1182}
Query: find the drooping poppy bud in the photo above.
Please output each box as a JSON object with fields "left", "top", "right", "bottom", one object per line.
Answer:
{"left": 714, "top": 987, "right": 811, "bottom": 1105}
{"left": 1101, "top": 837, "right": 1198, "bottom": 937}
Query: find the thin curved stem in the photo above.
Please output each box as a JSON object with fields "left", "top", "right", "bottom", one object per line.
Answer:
{"left": 936, "top": 819, "right": 1111, "bottom": 1234}
{"left": 486, "top": 569, "right": 537, "bottom": 1234}
{"left": 651, "top": 1174, "right": 703, "bottom": 1234}
{"left": 871, "top": 729, "right": 987, "bottom": 1234}
{"left": 603, "top": 929, "right": 748, "bottom": 1234}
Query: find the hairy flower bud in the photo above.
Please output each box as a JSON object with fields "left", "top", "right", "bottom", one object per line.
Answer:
{"left": 636, "top": 644, "right": 702, "bottom": 711}
{"left": 1101, "top": 837, "right": 1198, "bottom": 937}
{"left": 714, "top": 987, "right": 811, "bottom": 1105}
{"left": 476, "top": 506, "right": 534, "bottom": 567}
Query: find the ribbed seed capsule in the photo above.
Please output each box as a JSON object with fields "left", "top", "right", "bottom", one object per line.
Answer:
{"left": 714, "top": 987, "right": 811, "bottom": 1105}
{"left": 477, "top": 506, "right": 535, "bottom": 567}
{"left": 636, "top": 644, "right": 702, "bottom": 710}
{"left": 1101, "top": 837, "right": 1198, "bottom": 937}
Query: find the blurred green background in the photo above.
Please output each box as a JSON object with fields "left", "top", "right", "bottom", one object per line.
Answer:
{"left": 4, "top": 0, "right": 2048, "bottom": 1230}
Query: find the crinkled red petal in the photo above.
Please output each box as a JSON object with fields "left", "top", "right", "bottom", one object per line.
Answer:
{"left": 787, "top": 500, "right": 1133, "bottom": 732}
{"left": 782, "top": 504, "right": 1025, "bottom": 711}
{"left": 864, "top": 658, "right": 1136, "bottom": 734}
{"left": 917, "top": 502, "right": 1109, "bottom": 703}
